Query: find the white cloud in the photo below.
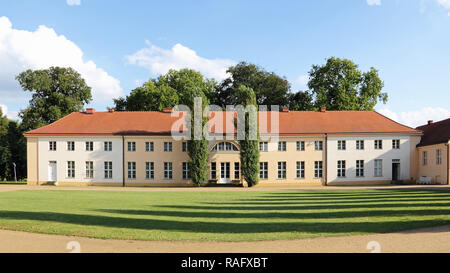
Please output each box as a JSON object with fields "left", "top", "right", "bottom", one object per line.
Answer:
{"left": 437, "top": 0, "right": 450, "bottom": 9}
{"left": 0, "top": 103, "right": 18, "bottom": 120}
{"left": 295, "top": 74, "right": 309, "bottom": 87}
{"left": 66, "top": 0, "right": 81, "bottom": 6}
{"left": 366, "top": 0, "right": 381, "bottom": 6}
{"left": 126, "top": 41, "right": 236, "bottom": 81}
{"left": 378, "top": 107, "right": 450, "bottom": 128}
{"left": 0, "top": 16, "right": 122, "bottom": 107}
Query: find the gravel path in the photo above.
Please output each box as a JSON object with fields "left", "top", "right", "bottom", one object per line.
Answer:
{"left": 0, "top": 225, "right": 449, "bottom": 253}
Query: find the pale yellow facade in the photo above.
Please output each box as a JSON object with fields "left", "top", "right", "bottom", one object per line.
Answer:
{"left": 26, "top": 137, "right": 38, "bottom": 185}
{"left": 416, "top": 141, "right": 449, "bottom": 185}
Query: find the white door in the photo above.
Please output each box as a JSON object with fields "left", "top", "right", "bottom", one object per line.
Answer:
{"left": 48, "top": 161, "right": 57, "bottom": 182}
{"left": 220, "top": 162, "right": 230, "bottom": 184}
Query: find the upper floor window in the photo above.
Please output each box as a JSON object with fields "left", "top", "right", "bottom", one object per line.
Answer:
{"left": 49, "top": 141, "right": 56, "bottom": 151}
{"left": 67, "top": 141, "right": 75, "bottom": 151}
{"left": 392, "top": 139, "right": 400, "bottom": 149}
{"left": 296, "top": 141, "right": 305, "bottom": 151}
{"left": 423, "top": 151, "right": 428, "bottom": 166}
{"left": 356, "top": 140, "right": 364, "bottom": 150}
{"left": 315, "top": 141, "right": 323, "bottom": 151}
{"left": 212, "top": 142, "right": 238, "bottom": 151}
{"left": 145, "top": 142, "right": 154, "bottom": 152}
{"left": 278, "top": 141, "right": 287, "bottom": 151}
{"left": 85, "top": 141, "right": 93, "bottom": 151}
{"left": 337, "top": 140, "right": 346, "bottom": 150}
{"left": 437, "top": 149, "right": 442, "bottom": 165}
{"left": 374, "top": 140, "right": 383, "bottom": 150}
{"left": 164, "top": 142, "right": 173, "bottom": 152}
{"left": 182, "top": 142, "right": 187, "bottom": 152}
{"left": 127, "top": 142, "right": 136, "bottom": 152}
{"left": 259, "top": 142, "right": 268, "bottom": 152}
{"left": 104, "top": 141, "right": 112, "bottom": 152}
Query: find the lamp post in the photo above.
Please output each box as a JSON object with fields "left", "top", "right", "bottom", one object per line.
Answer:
{"left": 12, "top": 162, "right": 17, "bottom": 182}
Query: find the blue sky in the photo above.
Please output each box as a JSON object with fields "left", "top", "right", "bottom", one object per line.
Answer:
{"left": 0, "top": 0, "right": 449, "bottom": 127}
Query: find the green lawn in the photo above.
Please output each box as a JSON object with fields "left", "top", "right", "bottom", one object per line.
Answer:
{"left": 0, "top": 181, "right": 27, "bottom": 184}
{"left": 0, "top": 189, "right": 449, "bottom": 241}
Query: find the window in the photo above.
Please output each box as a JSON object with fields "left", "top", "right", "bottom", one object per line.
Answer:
{"left": 85, "top": 141, "right": 93, "bottom": 151}
{"left": 128, "top": 162, "right": 136, "bottom": 179}
{"left": 210, "top": 162, "right": 217, "bottom": 179}
{"left": 67, "top": 141, "right": 75, "bottom": 151}
{"left": 315, "top": 141, "right": 323, "bottom": 151}
{"left": 234, "top": 162, "right": 240, "bottom": 179}
{"left": 85, "top": 161, "right": 93, "bottom": 178}
{"left": 164, "top": 162, "right": 173, "bottom": 179}
{"left": 259, "top": 142, "right": 268, "bottom": 152}
{"left": 49, "top": 141, "right": 56, "bottom": 151}
{"left": 260, "top": 162, "right": 268, "bottom": 179}
{"left": 374, "top": 159, "right": 383, "bottom": 177}
{"left": 278, "top": 162, "right": 286, "bottom": 179}
{"left": 437, "top": 149, "right": 442, "bottom": 165}
{"left": 212, "top": 142, "right": 238, "bottom": 151}
{"left": 182, "top": 142, "right": 187, "bottom": 152}
{"left": 146, "top": 162, "right": 154, "bottom": 179}
{"left": 337, "top": 140, "right": 346, "bottom": 150}
{"left": 104, "top": 141, "right": 112, "bottom": 151}
{"left": 315, "top": 161, "right": 323, "bottom": 178}
{"left": 356, "top": 160, "right": 364, "bottom": 177}
{"left": 296, "top": 141, "right": 305, "bottom": 151}
{"left": 104, "top": 161, "right": 112, "bottom": 179}
{"left": 423, "top": 151, "right": 428, "bottom": 166}
{"left": 296, "top": 161, "right": 305, "bottom": 178}
{"left": 145, "top": 142, "right": 154, "bottom": 152}
{"left": 392, "top": 139, "right": 400, "bottom": 149}
{"left": 375, "top": 140, "right": 383, "bottom": 150}
{"left": 164, "top": 142, "right": 173, "bottom": 152}
{"left": 337, "top": 160, "right": 346, "bottom": 177}
{"left": 356, "top": 140, "right": 364, "bottom": 150}
{"left": 278, "top": 141, "right": 287, "bottom": 151}
{"left": 67, "top": 161, "right": 75, "bottom": 178}
{"left": 182, "top": 162, "right": 190, "bottom": 179}
{"left": 127, "top": 142, "right": 136, "bottom": 152}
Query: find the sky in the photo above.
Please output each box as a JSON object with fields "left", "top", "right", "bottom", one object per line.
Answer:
{"left": 0, "top": 0, "right": 449, "bottom": 127}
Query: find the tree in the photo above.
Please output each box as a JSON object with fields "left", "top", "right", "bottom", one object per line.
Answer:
{"left": 0, "top": 108, "right": 11, "bottom": 180}
{"left": 16, "top": 67, "right": 92, "bottom": 131}
{"left": 216, "top": 62, "right": 291, "bottom": 107}
{"left": 181, "top": 85, "right": 210, "bottom": 186}
{"left": 6, "top": 122, "right": 27, "bottom": 180}
{"left": 307, "top": 57, "right": 387, "bottom": 110}
{"left": 235, "top": 85, "right": 260, "bottom": 187}
{"left": 288, "top": 90, "right": 315, "bottom": 111}
{"left": 113, "top": 80, "right": 179, "bottom": 111}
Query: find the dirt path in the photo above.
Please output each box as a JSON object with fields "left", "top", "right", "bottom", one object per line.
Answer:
{"left": 0, "top": 225, "right": 449, "bottom": 253}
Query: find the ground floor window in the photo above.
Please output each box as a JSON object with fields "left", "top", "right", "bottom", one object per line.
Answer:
{"left": 374, "top": 159, "right": 382, "bottom": 177}
{"left": 423, "top": 151, "right": 428, "bottom": 165}
{"left": 278, "top": 161, "right": 286, "bottom": 179}
{"left": 437, "top": 149, "right": 442, "bottom": 165}
{"left": 128, "top": 162, "right": 136, "bottom": 179}
{"left": 146, "top": 162, "right": 154, "bottom": 179}
{"left": 315, "top": 161, "right": 323, "bottom": 178}
{"left": 182, "top": 162, "right": 190, "bottom": 179}
{"left": 234, "top": 162, "right": 240, "bottom": 179}
{"left": 67, "top": 161, "right": 75, "bottom": 178}
{"left": 85, "top": 161, "right": 93, "bottom": 178}
{"left": 164, "top": 162, "right": 173, "bottom": 179}
{"left": 104, "top": 161, "right": 112, "bottom": 179}
{"left": 296, "top": 161, "right": 305, "bottom": 178}
{"left": 337, "top": 160, "right": 346, "bottom": 177}
{"left": 260, "top": 162, "right": 268, "bottom": 179}
{"left": 356, "top": 160, "right": 364, "bottom": 177}
{"left": 210, "top": 162, "right": 217, "bottom": 179}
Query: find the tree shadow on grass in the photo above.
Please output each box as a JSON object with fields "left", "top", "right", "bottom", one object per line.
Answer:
{"left": 0, "top": 210, "right": 448, "bottom": 235}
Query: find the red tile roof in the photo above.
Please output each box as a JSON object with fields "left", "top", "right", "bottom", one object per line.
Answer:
{"left": 24, "top": 110, "right": 421, "bottom": 136}
{"left": 416, "top": 118, "right": 450, "bottom": 147}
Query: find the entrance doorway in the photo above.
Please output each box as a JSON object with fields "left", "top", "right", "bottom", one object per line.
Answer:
{"left": 392, "top": 160, "right": 400, "bottom": 181}
{"left": 48, "top": 161, "right": 57, "bottom": 182}
{"left": 220, "top": 162, "right": 230, "bottom": 184}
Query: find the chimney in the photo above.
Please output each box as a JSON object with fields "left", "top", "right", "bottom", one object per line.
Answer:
{"left": 163, "top": 107, "right": 173, "bottom": 113}
{"left": 320, "top": 107, "right": 326, "bottom": 112}
{"left": 85, "top": 108, "right": 95, "bottom": 114}
{"left": 281, "top": 107, "right": 289, "bottom": 112}
{"left": 108, "top": 108, "right": 115, "bottom": 113}
{"left": 428, "top": 120, "right": 433, "bottom": 125}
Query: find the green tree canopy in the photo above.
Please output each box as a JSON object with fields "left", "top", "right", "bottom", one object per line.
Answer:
{"left": 215, "top": 62, "right": 291, "bottom": 107}
{"left": 16, "top": 67, "right": 92, "bottom": 131}
{"left": 307, "top": 57, "right": 387, "bottom": 110}
{"left": 288, "top": 90, "right": 315, "bottom": 111}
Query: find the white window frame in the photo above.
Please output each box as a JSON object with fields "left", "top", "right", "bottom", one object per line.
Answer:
{"left": 164, "top": 162, "right": 173, "bottom": 179}
{"left": 67, "top": 161, "right": 75, "bottom": 178}
{"left": 128, "top": 161, "right": 136, "bottom": 179}
{"left": 375, "top": 140, "right": 383, "bottom": 150}
{"left": 164, "top": 142, "right": 172, "bottom": 152}
{"left": 374, "top": 159, "right": 383, "bottom": 177}
{"left": 182, "top": 162, "right": 189, "bottom": 180}
{"left": 315, "top": 161, "right": 323, "bottom": 178}
{"left": 277, "top": 161, "right": 286, "bottom": 179}
{"left": 278, "top": 141, "right": 287, "bottom": 151}
{"left": 260, "top": 162, "right": 268, "bottom": 179}
{"left": 234, "top": 162, "right": 240, "bottom": 179}
{"left": 182, "top": 142, "right": 187, "bottom": 152}
{"left": 337, "top": 160, "right": 346, "bottom": 177}
{"left": 296, "top": 141, "right": 305, "bottom": 151}
{"left": 315, "top": 141, "right": 323, "bottom": 151}
{"left": 145, "top": 142, "right": 154, "bottom": 152}
{"left": 85, "top": 141, "right": 93, "bottom": 151}
{"left": 296, "top": 161, "right": 305, "bottom": 178}
{"left": 104, "top": 141, "right": 112, "bottom": 152}
{"left": 49, "top": 141, "right": 57, "bottom": 151}
{"left": 356, "top": 160, "right": 364, "bottom": 177}
{"left": 392, "top": 139, "right": 400, "bottom": 149}
{"left": 437, "top": 149, "right": 442, "bottom": 165}
{"left": 423, "top": 151, "right": 428, "bottom": 166}
{"left": 337, "top": 140, "right": 346, "bottom": 151}
{"left": 210, "top": 162, "right": 217, "bottom": 179}
{"left": 104, "top": 161, "right": 113, "bottom": 179}
{"left": 356, "top": 140, "right": 364, "bottom": 150}
{"left": 259, "top": 142, "right": 268, "bottom": 152}
{"left": 146, "top": 162, "right": 154, "bottom": 180}
{"left": 127, "top": 142, "right": 136, "bottom": 152}
{"left": 67, "top": 141, "right": 75, "bottom": 151}
{"left": 85, "top": 161, "right": 93, "bottom": 179}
